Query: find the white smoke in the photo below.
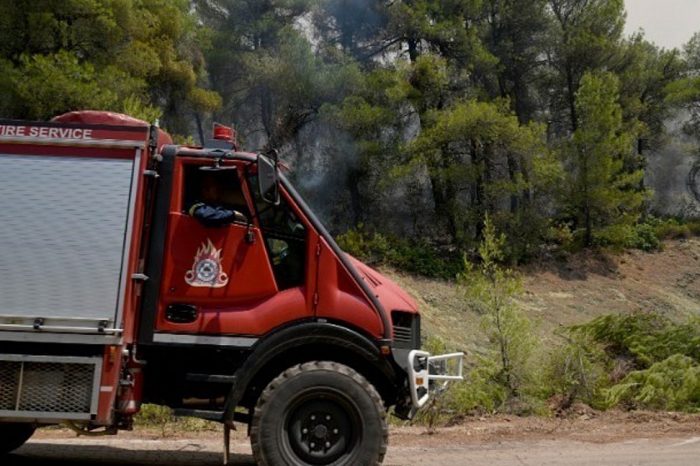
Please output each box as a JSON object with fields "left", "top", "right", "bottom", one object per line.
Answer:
{"left": 646, "top": 111, "right": 700, "bottom": 218}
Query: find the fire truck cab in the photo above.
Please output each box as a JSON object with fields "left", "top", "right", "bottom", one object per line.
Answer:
{"left": 0, "top": 111, "right": 462, "bottom": 465}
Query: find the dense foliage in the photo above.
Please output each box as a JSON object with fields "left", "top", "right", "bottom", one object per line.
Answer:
{"left": 428, "top": 222, "right": 700, "bottom": 418}
{"left": 2, "top": 1, "right": 700, "bottom": 263}
{"left": 135, "top": 221, "right": 700, "bottom": 419}
{"left": 0, "top": 0, "right": 220, "bottom": 135}
{"left": 564, "top": 312, "right": 700, "bottom": 412}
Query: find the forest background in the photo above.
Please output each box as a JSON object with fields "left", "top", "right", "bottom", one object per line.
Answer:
{"left": 2, "top": 0, "right": 700, "bottom": 416}
{"left": 3, "top": 0, "right": 700, "bottom": 268}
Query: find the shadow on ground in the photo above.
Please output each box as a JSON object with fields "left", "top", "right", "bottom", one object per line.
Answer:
{"left": 7, "top": 443, "right": 256, "bottom": 466}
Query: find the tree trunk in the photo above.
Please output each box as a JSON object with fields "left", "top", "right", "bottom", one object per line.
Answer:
{"left": 472, "top": 141, "right": 486, "bottom": 240}
{"left": 260, "top": 90, "right": 274, "bottom": 144}
{"left": 194, "top": 112, "right": 205, "bottom": 146}
{"left": 407, "top": 37, "right": 418, "bottom": 63}
{"left": 347, "top": 168, "right": 365, "bottom": 227}
{"left": 566, "top": 61, "right": 578, "bottom": 132}
{"left": 427, "top": 170, "right": 458, "bottom": 242}
{"left": 507, "top": 153, "right": 519, "bottom": 214}
{"left": 584, "top": 204, "right": 592, "bottom": 247}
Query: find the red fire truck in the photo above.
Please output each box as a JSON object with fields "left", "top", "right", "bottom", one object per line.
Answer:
{"left": 0, "top": 111, "right": 462, "bottom": 465}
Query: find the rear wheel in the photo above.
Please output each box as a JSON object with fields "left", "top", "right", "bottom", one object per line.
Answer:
{"left": 250, "top": 361, "right": 388, "bottom": 466}
{"left": 0, "top": 423, "right": 35, "bottom": 455}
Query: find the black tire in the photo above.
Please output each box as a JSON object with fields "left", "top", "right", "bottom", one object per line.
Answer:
{"left": 0, "top": 423, "right": 35, "bottom": 455}
{"left": 250, "top": 361, "right": 388, "bottom": 466}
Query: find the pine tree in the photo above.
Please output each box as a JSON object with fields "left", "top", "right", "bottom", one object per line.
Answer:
{"left": 564, "top": 71, "right": 648, "bottom": 246}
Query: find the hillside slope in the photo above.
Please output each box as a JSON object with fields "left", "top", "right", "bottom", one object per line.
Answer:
{"left": 385, "top": 238, "right": 700, "bottom": 353}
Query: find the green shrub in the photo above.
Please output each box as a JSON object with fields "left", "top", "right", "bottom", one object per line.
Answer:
{"left": 588, "top": 216, "right": 700, "bottom": 252}
{"left": 335, "top": 226, "right": 390, "bottom": 265}
{"left": 457, "top": 216, "right": 545, "bottom": 414}
{"left": 422, "top": 334, "right": 448, "bottom": 354}
{"left": 447, "top": 358, "right": 509, "bottom": 414}
{"left": 628, "top": 223, "right": 661, "bottom": 251}
{"left": 545, "top": 334, "right": 610, "bottom": 409}
{"left": 134, "top": 404, "right": 219, "bottom": 435}
{"left": 386, "top": 240, "right": 462, "bottom": 279}
{"left": 571, "top": 312, "right": 700, "bottom": 369}
{"left": 604, "top": 354, "right": 700, "bottom": 411}
{"left": 652, "top": 217, "right": 700, "bottom": 240}
{"left": 135, "top": 403, "right": 173, "bottom": 426}
{"left": 336, "top": 226, "right": 462, "bottom": 279}
{"left": 134, "top": 404, "right": 173, "bottom": 436}
{"left": 547, "top": 222, "right": 577, "bottom": 252}
{"left": 565, "top": 312, "right": 700, "bottom": 412}
{"left": 593, "top": 222, "right": 661, "bottom": 251}
{"left": 412, "top": 313, "right": 700, "bottom": 419}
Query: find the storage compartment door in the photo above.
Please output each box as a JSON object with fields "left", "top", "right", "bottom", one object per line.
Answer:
{"left": 0, "top": 154, "right": 136, "bottom": 335}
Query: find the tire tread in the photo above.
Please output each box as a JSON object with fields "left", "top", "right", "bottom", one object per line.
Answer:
{"left": 250, "top": 361, "right": 388, "bottom": 465}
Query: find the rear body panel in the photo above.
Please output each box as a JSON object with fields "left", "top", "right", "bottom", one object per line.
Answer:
{"left": 0, "top": 116, "right": 166, "bottom": 424}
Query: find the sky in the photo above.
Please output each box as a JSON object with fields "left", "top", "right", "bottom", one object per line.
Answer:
{"left": 624, "top": 0, "right": 700, "bottom": 50}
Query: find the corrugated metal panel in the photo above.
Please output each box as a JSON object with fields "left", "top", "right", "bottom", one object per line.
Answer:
{"left": 0, "top": 154, "right": 134, "bottom": 325}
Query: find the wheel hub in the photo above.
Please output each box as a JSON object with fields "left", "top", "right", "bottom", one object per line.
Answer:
{"left": 302, "top": 411, "right": 341, "bottom": 451}
{"left": 312, "top": 424, "right": 328, "bottom": 439}
{"left": 286, "top": 397, "right": 356, "bottom": 464}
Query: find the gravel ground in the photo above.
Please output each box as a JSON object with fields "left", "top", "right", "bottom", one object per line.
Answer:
{"left": 6, "top": 413, "right": 700, "bottom": 466}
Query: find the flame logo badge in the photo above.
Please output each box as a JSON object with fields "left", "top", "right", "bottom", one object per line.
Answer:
{"left": 184, "top": 239, "right": 229, "bottom": 288}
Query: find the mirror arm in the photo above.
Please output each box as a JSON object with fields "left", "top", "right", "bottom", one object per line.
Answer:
{"left": 257, "top": 151, "right": 281, "bottom": 205}
{"left": 266, "top": 148, "right": 279, "bottom": 164}
{"left": 245, "top": 221, "right": 256, "bottom": 244}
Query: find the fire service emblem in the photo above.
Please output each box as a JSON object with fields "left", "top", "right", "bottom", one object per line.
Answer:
{"left": 184, "top": 239, "right": 229, "bottom": 288}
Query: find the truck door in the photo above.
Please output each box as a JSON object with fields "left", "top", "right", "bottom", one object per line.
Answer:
{"left": 152, "top": 160, "right": 313, "bottom": 342}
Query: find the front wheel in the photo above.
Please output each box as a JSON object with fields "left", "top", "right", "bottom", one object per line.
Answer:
{"left": 250, "top": 361, "right": 388, "bottom": 466}
{"left": 0, "top": 423, "right": 35, "bottom": 455}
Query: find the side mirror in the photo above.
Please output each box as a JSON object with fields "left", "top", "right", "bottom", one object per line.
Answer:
{"left": 257, "top": 151, "right": 280, "bottom": 204}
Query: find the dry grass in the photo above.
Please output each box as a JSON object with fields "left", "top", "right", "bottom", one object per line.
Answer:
{"left": 384, "top": 238, "right": 700, "bottom": 351}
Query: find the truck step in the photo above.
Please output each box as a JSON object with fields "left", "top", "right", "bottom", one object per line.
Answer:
{"left": 172, "top": 408, "right": 250, "bottom": 424}
{"left": 185, "top": 373, "right": 235, "bottom": 384}
{"left": 173, "top": 408, "right": 224, "bottom": 421}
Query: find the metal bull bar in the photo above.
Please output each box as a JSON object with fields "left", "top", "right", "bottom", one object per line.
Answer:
{"left": 408, "top": 350, "right": 464, "bottom": 409}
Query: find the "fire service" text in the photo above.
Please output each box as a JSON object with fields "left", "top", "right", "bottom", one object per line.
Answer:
{"left": 0, "top": 125, "right": 93, "bottom": 139}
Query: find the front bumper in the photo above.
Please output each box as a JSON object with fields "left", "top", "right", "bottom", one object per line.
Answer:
{"left": 407, "top": 350, "right": 464, "bottom": 408}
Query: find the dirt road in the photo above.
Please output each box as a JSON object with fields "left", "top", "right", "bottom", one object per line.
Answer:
{"left": 6, "top": 413, "right": 700, "bottom": 466}
{"left": 6, "top": 435, "right": 700, "bottom": 466}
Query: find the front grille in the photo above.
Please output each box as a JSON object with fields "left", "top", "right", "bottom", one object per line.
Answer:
{"left": 0, "top": 356, "right": 100, "bottom": 419}
{"left": 391, "top": 311, "right": 421, "bottom": 349}
{"left": 393, "top": 326, "right": 413, "bottom": 342}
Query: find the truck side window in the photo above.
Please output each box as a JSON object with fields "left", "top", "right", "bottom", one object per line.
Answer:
{"left": 183, "top": 167, "right": 251, "bottom": 224}
{"left": 248, "top": 174, "right": 306, "bottom": 290}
